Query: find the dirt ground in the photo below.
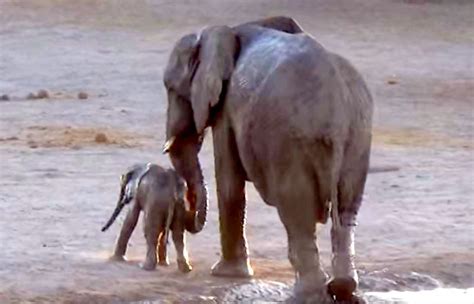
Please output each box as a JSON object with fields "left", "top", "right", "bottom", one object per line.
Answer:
{"left": 0, "top": 0, "right": 473, "bottom": 303}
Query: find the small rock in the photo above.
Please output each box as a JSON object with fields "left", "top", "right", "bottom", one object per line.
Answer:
{"left": 94, "top": 133, "right": 108, "bottom": 143}
{"left": 6, "top": 136, "right": 19, "bottom": 141}
{"left": 386, "top": 79, "right": 398, "bottom": 85}
{"left": 42, "top": 244, "right": 47, "bottom": 247}
{"left": 0, "top": 94, "right": 10, "bottom": 101}
{"left": 36, "top": 89, "right": 50, "bottom": 99}
{"left": 78, "top": 92, "right": 88, "bottom": 99}
{"left": 27, "top": 92, "right": 37, "bottom": 100}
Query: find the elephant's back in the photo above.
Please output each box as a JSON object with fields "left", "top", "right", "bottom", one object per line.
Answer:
{"left": 231, "top": 27, "right": 325, "bottom": 101}
{"left": 231, "top": 26, "right": 373, "bottom": 141}
{"left": 230, "top": 31, "right": 348, "bottom": 149}
{"left": 228, "top": 28, "right": 373, "bottom": 206}
{"left": 137, "top": 166, "right": 174, "bottom": 210}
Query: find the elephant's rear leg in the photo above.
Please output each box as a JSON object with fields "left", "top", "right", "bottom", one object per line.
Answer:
{"left": 141, "top": 212, "right": 164, "bottom": 271}
{"left": 171, "top": 228, "right": 192, "bottom": 273}
{"left": 328, "top": 151, "right": 370, "bottom": 302}
{"left": 275, "top": 183, "right": 333, "bottom": 303}
{"left": 113, "top": 204, "right": 140, "bottom": 261}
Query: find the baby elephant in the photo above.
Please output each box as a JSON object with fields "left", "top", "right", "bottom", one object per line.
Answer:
{"left": 101, "top": 163, "right": 193, "bottom": 272}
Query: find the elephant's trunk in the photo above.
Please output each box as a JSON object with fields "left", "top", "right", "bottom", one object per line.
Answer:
{"left": 166, "top": 134, "right": 208, "bottom": 234}
{"left": 101, "top": 202, "right": 126, "bottom": 232}
{"left": 183, "top": 172, "right": 208, "bottom": 234}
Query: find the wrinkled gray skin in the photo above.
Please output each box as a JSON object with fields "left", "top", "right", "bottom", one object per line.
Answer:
{"left": 163, "top": 16, "right": 372, "bottom": 303}
{"left": 102, "top": 163, "right": 192, "bottom": 273}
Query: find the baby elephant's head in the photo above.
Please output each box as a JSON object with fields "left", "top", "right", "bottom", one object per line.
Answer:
{"left": 101, "top": 164, "right": 150, "bottom": 232}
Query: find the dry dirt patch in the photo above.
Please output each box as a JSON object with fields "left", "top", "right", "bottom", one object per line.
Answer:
{"left": 373, "top": 127, "right": 473, "bottom": 149}
{"left": 434, "top": 79, "right": 474, "bottom": 101}
{"left": 0, "top": 125, "right": 146, "bottom": 149}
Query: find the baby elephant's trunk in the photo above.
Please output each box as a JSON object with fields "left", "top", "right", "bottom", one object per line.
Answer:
{"left": 101, "top": 163, "right": 151, "bottom": 232}
{"left": 101, "top": 203, "right": 126, "bottom": 232}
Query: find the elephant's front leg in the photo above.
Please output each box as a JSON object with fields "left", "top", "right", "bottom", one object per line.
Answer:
{"left": 210, "top": 126, "right": 253, "bottom": 278}
{"left": 112, "top": 204, "right": 140, "bottom": 261}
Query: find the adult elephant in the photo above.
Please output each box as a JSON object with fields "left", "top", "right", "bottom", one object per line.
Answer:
{"left": 162, "top": 16, "right": 373, "bottom": 303}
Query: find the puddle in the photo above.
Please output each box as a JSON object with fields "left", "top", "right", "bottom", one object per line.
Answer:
{"left": 154, "top": 272, "right": 473, "bottom": 304}
{"left": 366, "top": 288, "right": 474, "bottom": 304}
{"left": 214, "top": 281, "right": 474, "bottom": 304}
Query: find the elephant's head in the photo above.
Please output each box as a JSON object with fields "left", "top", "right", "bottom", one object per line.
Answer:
{"left": 162, "top": 26, "right": 238, "bottom": 233}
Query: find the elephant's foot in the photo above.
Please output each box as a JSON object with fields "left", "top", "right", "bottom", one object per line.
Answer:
{"left": 293, "top": 270, "right": 331, "bottom": 304}
{"left": 332, "top": 292, "right": 367, "bottom": 304}
{"left": 140, "top": 260, "right": 157, "bottom": 271}
{"left": 211, "top": 258, "right": 254, "bottom": 278}
{"left": 158, "top": 259, "right": 170, "bottom": 266}
{"left": 177, "top": 259, "right": 192, "bottom": 273}
{"left": 328, "top": 277, "right": 357, "bottom": 302}
{"left": 329, "top": 254, "right": 358, "bottom": 301}
{"left": 293, "top": 290, "right": 334, "bottom": 304}
{"left": 109, "top": 254, "right": 127, "bottom": 262}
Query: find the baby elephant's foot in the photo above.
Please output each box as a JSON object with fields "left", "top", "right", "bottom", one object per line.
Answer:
{"left": 140, "top": 260, "right": 157, "bottom": 271}
{"left": 158, "top": 259, "right": 170, "bottom": 267}
{"left": 177, "top": 259, "right": 192, "bottom": 273}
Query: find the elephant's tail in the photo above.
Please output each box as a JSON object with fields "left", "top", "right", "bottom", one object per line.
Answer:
{"left": 101, "top": 163, "right": 152, "bottom": 232}
{"left": 330, "top": 144, "right": 344, "bottom": 230}
{"left": 101, "top": 203, "right": 126, "bottom": 232}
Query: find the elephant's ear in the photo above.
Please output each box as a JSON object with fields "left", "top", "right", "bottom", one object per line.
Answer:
{"left": 191, "top": 26, "right": 237, "bottom": 134}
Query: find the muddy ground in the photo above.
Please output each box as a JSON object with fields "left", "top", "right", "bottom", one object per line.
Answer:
{"left": 0, "top": 0, "right": 473, "bottom": 303}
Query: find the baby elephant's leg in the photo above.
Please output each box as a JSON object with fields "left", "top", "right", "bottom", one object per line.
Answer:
{"left": 172, "top": 228, "right": 192, "bottom": 273}
{"left": 113, "top": 204, "right": 140, "bottom": 261}
{"left": 158, "top": 231, "right": 169, "bottom": 266}
{"left": 141, "top": 212, "right": 163, "bottom": 271}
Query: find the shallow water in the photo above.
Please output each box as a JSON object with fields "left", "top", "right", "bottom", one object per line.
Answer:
{"left": 131, "top": 272, "right": 473, "bottom": 303}
{"left": 366, "top": 288, "right": 474, "bottom": 304}
{"left": 217, "top": 282, "right": 474, "bottom": 304}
